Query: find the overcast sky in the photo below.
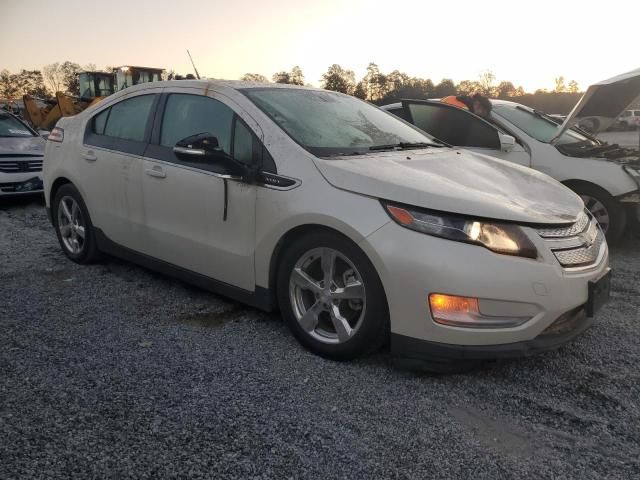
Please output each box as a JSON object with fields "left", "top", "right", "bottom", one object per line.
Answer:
{"left": 1, "top": 0, "right": 637, "bottom": 91}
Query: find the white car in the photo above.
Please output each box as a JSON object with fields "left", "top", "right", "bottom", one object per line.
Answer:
{"left": 617, "top": 110, "right": 640, "bottom": 129}
{"left": 43, "top": 80, "right": 610, "bottom": 369}
{"left": 0, "top": 110, "right": 45, "bottom": 196}
{"left": 382, "top": 68, "right": 640, "bottom": 242}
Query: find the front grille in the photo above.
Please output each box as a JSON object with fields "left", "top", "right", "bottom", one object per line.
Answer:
{"left": 0, "top": 159, "right": 43, "bottom": 173}
{"left": 537, "top": 211, "right": 589, "bottom": 238}
{"left": 537, "top": 210, "right": 605, "bottom": 268}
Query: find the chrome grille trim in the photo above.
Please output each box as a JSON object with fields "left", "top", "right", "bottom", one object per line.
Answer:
{"left": 536, "top": 210, "right": 605, "bottom": 268}
{"left": 553, "top": 231, "right": 605, "bottom": 268}
{"left": 0, "top": 160, "right": 43, "bottom": 173}
{"left": 537, "top": 211, "right": 589, "bottom": 238}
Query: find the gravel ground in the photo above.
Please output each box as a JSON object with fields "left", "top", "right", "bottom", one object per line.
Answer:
{"left": 1, "top": 196, "right": 639, "bottom": 480}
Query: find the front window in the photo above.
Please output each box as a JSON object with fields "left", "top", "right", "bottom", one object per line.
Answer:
{"left": 160, "top": 94, "right": 233, "bottom": 155}
{"left": 242, "top": 88, "right": 437, "bottom": 156}
{"left": 492, "top": 105, "right": 596, "bottom": 146}
{"left": 0, "top": 113, "right": 35, "bottom": 137}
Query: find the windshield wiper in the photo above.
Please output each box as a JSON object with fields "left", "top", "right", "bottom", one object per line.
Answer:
{"left": 369, "top": 142, "right": 438, "bottom": 151}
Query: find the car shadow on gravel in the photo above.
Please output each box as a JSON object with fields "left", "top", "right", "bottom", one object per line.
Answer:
{"left": 0, "top": 194, "right": 44, "bottom": 209}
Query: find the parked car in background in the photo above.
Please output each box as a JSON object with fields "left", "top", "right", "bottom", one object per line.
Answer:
{"left": 0, "top": 110, "right": 45, "bottom": 196}
{"left": 382, "top": 68, "right": 640, "bottom": 242}
{"left": 43, "top": 80, "right": 610, "bottom": 369}
{"left": 616, "top": 110, "right": 640, "bottom": 130}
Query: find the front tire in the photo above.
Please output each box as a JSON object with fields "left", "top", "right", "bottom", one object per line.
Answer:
{"left": 572, "top": 184, "right": 626, "bottom": 243}
{"left": 52, "top": 183, "right": 100, "bottom": 263}
{"left": 277, "top": 230, "right": 389, "bottom": 360}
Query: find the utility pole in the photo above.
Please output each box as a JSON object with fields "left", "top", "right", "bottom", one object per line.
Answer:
{"left": 187, "top": 50, "right": 200, "bottom": 80}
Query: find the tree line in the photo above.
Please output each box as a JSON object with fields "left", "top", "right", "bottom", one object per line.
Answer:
{"left": 244, "top": 63, "right": 584, "bottom": 113}
{"left": 1, "top": 60, "right": 585, "bottom": 114}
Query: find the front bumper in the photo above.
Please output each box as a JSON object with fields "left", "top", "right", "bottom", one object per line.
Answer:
{"left": 0, "top": 173, "right": 43, "bottom": 196}
{"left": 391, "top": 304, "right": 592, "bottom": 363}
{"left": 359, "top": 220, "right": 610, "bottom": 352}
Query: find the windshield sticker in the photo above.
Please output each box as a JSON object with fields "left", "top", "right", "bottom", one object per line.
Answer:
{"left": 8, "top": 128, "right": 31, "bottom": 135}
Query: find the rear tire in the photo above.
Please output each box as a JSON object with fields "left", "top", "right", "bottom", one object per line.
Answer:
{"left": 571, "top": 184, "right": 626, "bottom": 244}
{"left": 52, "top": 183, "right": 101, "bottom": 264}
{"left": 277, "top": 230, "right": 389, "bottom": 360}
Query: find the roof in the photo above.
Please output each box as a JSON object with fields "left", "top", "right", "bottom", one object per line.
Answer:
{"left": 114, "top": 66, "right": 165, "bottom": 72}
{"left": 125, "top": 79, "right": 325, "bottom": 92}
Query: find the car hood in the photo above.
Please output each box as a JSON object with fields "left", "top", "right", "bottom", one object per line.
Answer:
{"left": 0, "top": 136, "right": 45, "bottom": 156}
{"left": 314, "top": 148, "right": 583, "bottom": 225}
{"left": 551, "top": 67, "right": 640, "bottom": 142}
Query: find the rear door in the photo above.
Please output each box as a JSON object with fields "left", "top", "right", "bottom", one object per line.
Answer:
{"left": 81, "top": 89, "right": 161, "bottom": 251}
{"left": 403, "top": 101, "right": 531, "bottom": 167}
{"left": 139, "top": 88, "right": 259, "bottom": 291}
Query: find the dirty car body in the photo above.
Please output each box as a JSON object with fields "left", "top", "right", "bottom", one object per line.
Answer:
{"left": 43, "top": 80, "right": 610, "bottom": 368}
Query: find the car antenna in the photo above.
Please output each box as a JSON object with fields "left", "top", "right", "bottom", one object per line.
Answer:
{"left": 186, "top": 49, "right": 201, "bottom": 80}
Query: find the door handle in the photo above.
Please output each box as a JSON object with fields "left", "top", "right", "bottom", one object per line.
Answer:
{"left": 145, "top": 166, "right": 166, "bottom": 178}
{"left": 82, "top": 150, "right": 97, "bottom": 162}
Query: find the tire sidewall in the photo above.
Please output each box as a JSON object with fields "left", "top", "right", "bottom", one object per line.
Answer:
{"left": 52, "top": 184, "right": 99, "bottom": 263}
{"left": 277, "top": 231, "right": 389, "bottom": 360}
{"left": 574, "top": 185, "right": 626, "bottom": 243}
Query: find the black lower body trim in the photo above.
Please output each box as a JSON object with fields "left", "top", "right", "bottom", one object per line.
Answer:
{"left": 391, "top": 306, "right": 592, "bottom": 363}
{"left": 94, "top": 228, "right": 274, "bottom": 311}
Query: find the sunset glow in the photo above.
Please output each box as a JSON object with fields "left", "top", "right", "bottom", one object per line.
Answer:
{"left": 1, "top": 0, "right": 637, "bottom": 91}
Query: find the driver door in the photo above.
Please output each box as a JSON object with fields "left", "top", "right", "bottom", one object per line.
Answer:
{"left": 139, "top": 89, "right": 259, "bottom": 291}
{"left": 402, "top": 101, "right": 531, "bottom": 167}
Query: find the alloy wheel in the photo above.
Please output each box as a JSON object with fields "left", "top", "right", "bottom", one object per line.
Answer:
{"left": 581, "top": 195, "right": 610, "bottom": 234}
{"left": 57, "top": 196, "right": 86, "bottom": 255}
{"left": 289, "top": 247, "right": 366, "bottom": 344}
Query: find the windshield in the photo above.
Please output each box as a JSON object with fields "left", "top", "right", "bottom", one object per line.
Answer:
{"left": 0, "top": 113, "right": 35, "bottom": 138}
{"left": 242, "top": 88, "right": 437, "bottom": 156}
{"left": 492, "top": 104, "right": 596, "bottom": 146}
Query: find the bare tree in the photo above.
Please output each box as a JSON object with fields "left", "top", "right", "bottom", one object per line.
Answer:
{"left": 43, "top": 63, "right": 64, "bottom": 93}
{"left": 554, "top": 76, "right": 567, "bottom": 93}
{"left": 478, "top": 70, "right": 496, "bottom": 96}
{"left": 567, "top": 80, "right": 579, "bottom": 93}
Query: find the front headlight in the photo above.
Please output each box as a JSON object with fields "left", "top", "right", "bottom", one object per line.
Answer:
{"left": 382, "top": 202, "right": 538, "bottom": 259}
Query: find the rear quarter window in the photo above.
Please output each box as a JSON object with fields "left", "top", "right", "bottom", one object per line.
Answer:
{"left": 103, "top": 95, "right": 155, "bottom": 142}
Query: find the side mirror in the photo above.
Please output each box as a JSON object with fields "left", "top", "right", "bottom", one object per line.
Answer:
{"left": 38, "top": 129, "right": 50, "bottom": 139}
{"left": 173, "top": 133, "right": 246, "bottom": 177}
{"left": 498, "top": 133, "right": 516, "bottom": 152}
{"left": 173, "top": 132, "right": 221, "bottom": 158}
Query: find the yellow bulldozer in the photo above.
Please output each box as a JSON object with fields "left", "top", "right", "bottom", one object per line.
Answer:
{"left": 22, "top": 66, "right": 163, "bottom": 130}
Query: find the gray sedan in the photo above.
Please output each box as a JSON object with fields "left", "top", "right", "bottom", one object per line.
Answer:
{"left": 0, "top": 110, "right": 45, "bottom": 196}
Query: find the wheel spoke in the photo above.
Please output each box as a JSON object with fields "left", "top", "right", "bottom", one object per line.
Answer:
{"left": 75, "top": 225, "right": 86, "bottom": 239}
{"left": 59, "top": 224, "right": 71, "bottom": 237}
{"left": 71, "top": 200, "right": 80, "bottom": 222}
{"left": 329, "top": 305, "right": 353, "bottom": 342}
{"left": 291, "top": 267, "right": 321, "bottom": 293}
{"left": 332, "top": 281, "right": 365, "bottom": 300}
{"left": 321, "top": 249, "right": 335, "bottom": 287}
{"left": 299, "top": 301, "right": 324, "bottom": 332}
{"left": 61, "top": 200, "right": 73, "bottom": 222}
